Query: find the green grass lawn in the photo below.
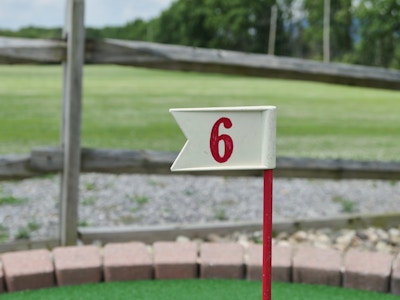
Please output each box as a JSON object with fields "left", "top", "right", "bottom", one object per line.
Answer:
{"left": 0, "top": 280, "right": 398, "bottom": 300}
{"left": 0, "top": 65, "right": 399, "bottom": 161}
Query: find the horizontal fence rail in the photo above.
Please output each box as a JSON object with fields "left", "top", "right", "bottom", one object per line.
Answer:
{"left": 1, "top": 147, "right": 400, "bottom": 181}
{"left": 1, "top": 37, "right": 400, "bottom": 90}
{"left": 78, "top": 212, "right": 400, "bottom": 245}
{"left": 2, "top": 211, "right": 400, "bottom": 253}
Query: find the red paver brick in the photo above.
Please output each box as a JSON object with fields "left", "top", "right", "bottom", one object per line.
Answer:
{"left": 392, "top": 255, "right": 400, "bottom": 295}
{"left": 200, "top": 243, "right": 244, "bottom": 279}
{"left": 344, "top": 249, "right": 394, "bottom": 292}
{"left": 103, "top": 242, "right": 152, "bottom": 282}
{"left": 53, "top": 245, "right": 102, "bottom": 286}
{"left": 153, "top": 242, "right": 198, "bottom": 279}
{"left": 272, "top": 245, "right": 292, "bottom": 282}
{"left": 246, "top": 244, "right": 262, "bottom": 280}
{"left": 293, "top": 246, "right": 342, "bottom": 286}
{"left": 1, "top": 249, "right": 55, "bottom": 292}
{"left": 234, "top": 244, "right": 293, "bottom": 282}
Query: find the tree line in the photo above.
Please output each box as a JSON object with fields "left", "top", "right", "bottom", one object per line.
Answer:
{"left": 1, "top": 0, "right": 399, "bottom": 69}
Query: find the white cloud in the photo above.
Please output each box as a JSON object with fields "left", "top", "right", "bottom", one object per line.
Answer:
{"left": 0, "top": 0, "right": 174, "bottom": 30}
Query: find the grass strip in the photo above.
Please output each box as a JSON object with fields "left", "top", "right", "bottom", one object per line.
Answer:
{"left": 0, "top": 66, "right": 399, "bottom": 161}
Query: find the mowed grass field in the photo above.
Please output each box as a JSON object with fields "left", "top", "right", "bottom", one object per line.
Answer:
{"left": 0, "top": 65, "right": 399, "bottom": 161}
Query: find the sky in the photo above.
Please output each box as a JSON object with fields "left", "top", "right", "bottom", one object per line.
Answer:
{"left": 0, "top": 0, "right": 175, "bottom": 30}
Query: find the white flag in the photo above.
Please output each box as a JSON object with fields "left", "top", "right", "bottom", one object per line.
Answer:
{"left": 170, "top": 106, "right": 276, "bottom": 172}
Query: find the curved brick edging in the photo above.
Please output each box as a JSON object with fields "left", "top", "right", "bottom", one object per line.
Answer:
{"left": 0, "top": 242, "right": 399, "bottom": 295}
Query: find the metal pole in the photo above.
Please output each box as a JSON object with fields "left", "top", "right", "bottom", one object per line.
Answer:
{"left": 262, "top": 169, "right": 273, "bottom": 300}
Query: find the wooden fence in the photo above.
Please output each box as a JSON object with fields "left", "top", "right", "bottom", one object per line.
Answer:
{"left": 1, "top": 0, "right": 400, "bottom": 247}
{"left": 1, "top": 37, "right": 400, "bottom": 90}
{"left": 1, "top": 147, "right": 400, "bottom": 181}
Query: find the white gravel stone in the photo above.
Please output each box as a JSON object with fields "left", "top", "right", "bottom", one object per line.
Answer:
{"left": 0, "top": 173, "right": 399, "bottom": 246}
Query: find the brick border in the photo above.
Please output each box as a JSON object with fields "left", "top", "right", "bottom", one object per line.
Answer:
{"left": 293, "top": 246, "right": 342, "bottom": 286}
{"left": 53, "top": 245, "right": 102, "bottom": 286}
{"left": 153, "top": 241, "right": 198, "bottom": 279}
{"left": 1, "top": 249, "right": 55, "bottom": 292}
{"left": 0, "top": 242, "right": 399, "bottom": 295}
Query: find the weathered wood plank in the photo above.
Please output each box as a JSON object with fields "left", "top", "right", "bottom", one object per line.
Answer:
{"left": 78, "top": 212, "right": 400, "bottom": 245}
{"left": 0, "top": 155, "right": 39, "bottom": 180}
{"left": 88, "top": 39, "right": 400, "bottom": 90}
{"left": 28, "top": 147, "right": 257, "bottom": 177}
{"left": 79, "top": 222, "right": 262, "bottom": 245}
{"left": 1, "top": 148, "right": 399, "bottom": 181}
{"left": 0, "top": 239, "right": 60, "bottom": 254}
{"left": 59, "top": 0, "right": 85, "bottom": 246}
{"left": 1, "top": 36, "right": 399, "bottom": 90}
{"left": 30, "top": 147, "right": 179, "bottom": 174}
{"left": 28, "top": 147, "right": 400, "bottom": 180}
{"left": 275, "top": 156, "right": 400, "bottom": 180}
{"left": 0, "top": 37, "right": 65, "bottom": 63}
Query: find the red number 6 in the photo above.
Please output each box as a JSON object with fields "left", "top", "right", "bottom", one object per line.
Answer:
{"left": 210, "top": 117, "right": 233, "bottom": 163}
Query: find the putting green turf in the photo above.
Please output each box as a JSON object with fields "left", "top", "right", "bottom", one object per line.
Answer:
{"left": 0, "top": 280, "right": 398, "bottom": 300}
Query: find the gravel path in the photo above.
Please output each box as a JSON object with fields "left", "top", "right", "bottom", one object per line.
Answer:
{"left": 0, "top": 174, "right": 399, "bottom": 244}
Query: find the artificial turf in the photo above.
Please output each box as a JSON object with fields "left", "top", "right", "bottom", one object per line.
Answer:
{"left": 0, "top": 280, "right": 398, "bottom": 300}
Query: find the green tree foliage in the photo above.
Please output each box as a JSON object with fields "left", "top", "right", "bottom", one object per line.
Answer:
{"left": 0, "top": 0, "right": 399, "bottom": 69}
{"left": 155, "top": 0, "right": 210, "bottom": 46}
{"left": 154, "top": 0, "right": 287, "bottom": 54}
{"left": 302, "top": 0, "right": 323, "bottom": 60}
{"left": 355, "top": 0, "right": 400, "bottom": 68}
{"left": 90, "top": 19, "right": 150, "bottom": 40}
{"left": 302, "top": 0, "right": 353, "bottom": 61}
{"left": 331, "top": 0, "right": 353, "bottom": 62}
{"left": 0, "top": 26, "right": 61, "bottom": 39}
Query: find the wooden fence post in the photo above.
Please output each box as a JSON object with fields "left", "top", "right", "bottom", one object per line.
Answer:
{"left": 60, "top": 0, "right": 85, "bottom": 246}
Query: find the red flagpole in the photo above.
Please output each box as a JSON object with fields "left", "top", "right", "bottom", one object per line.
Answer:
{"left": 263, "top": 169, "right": 273, "bottom": 300}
